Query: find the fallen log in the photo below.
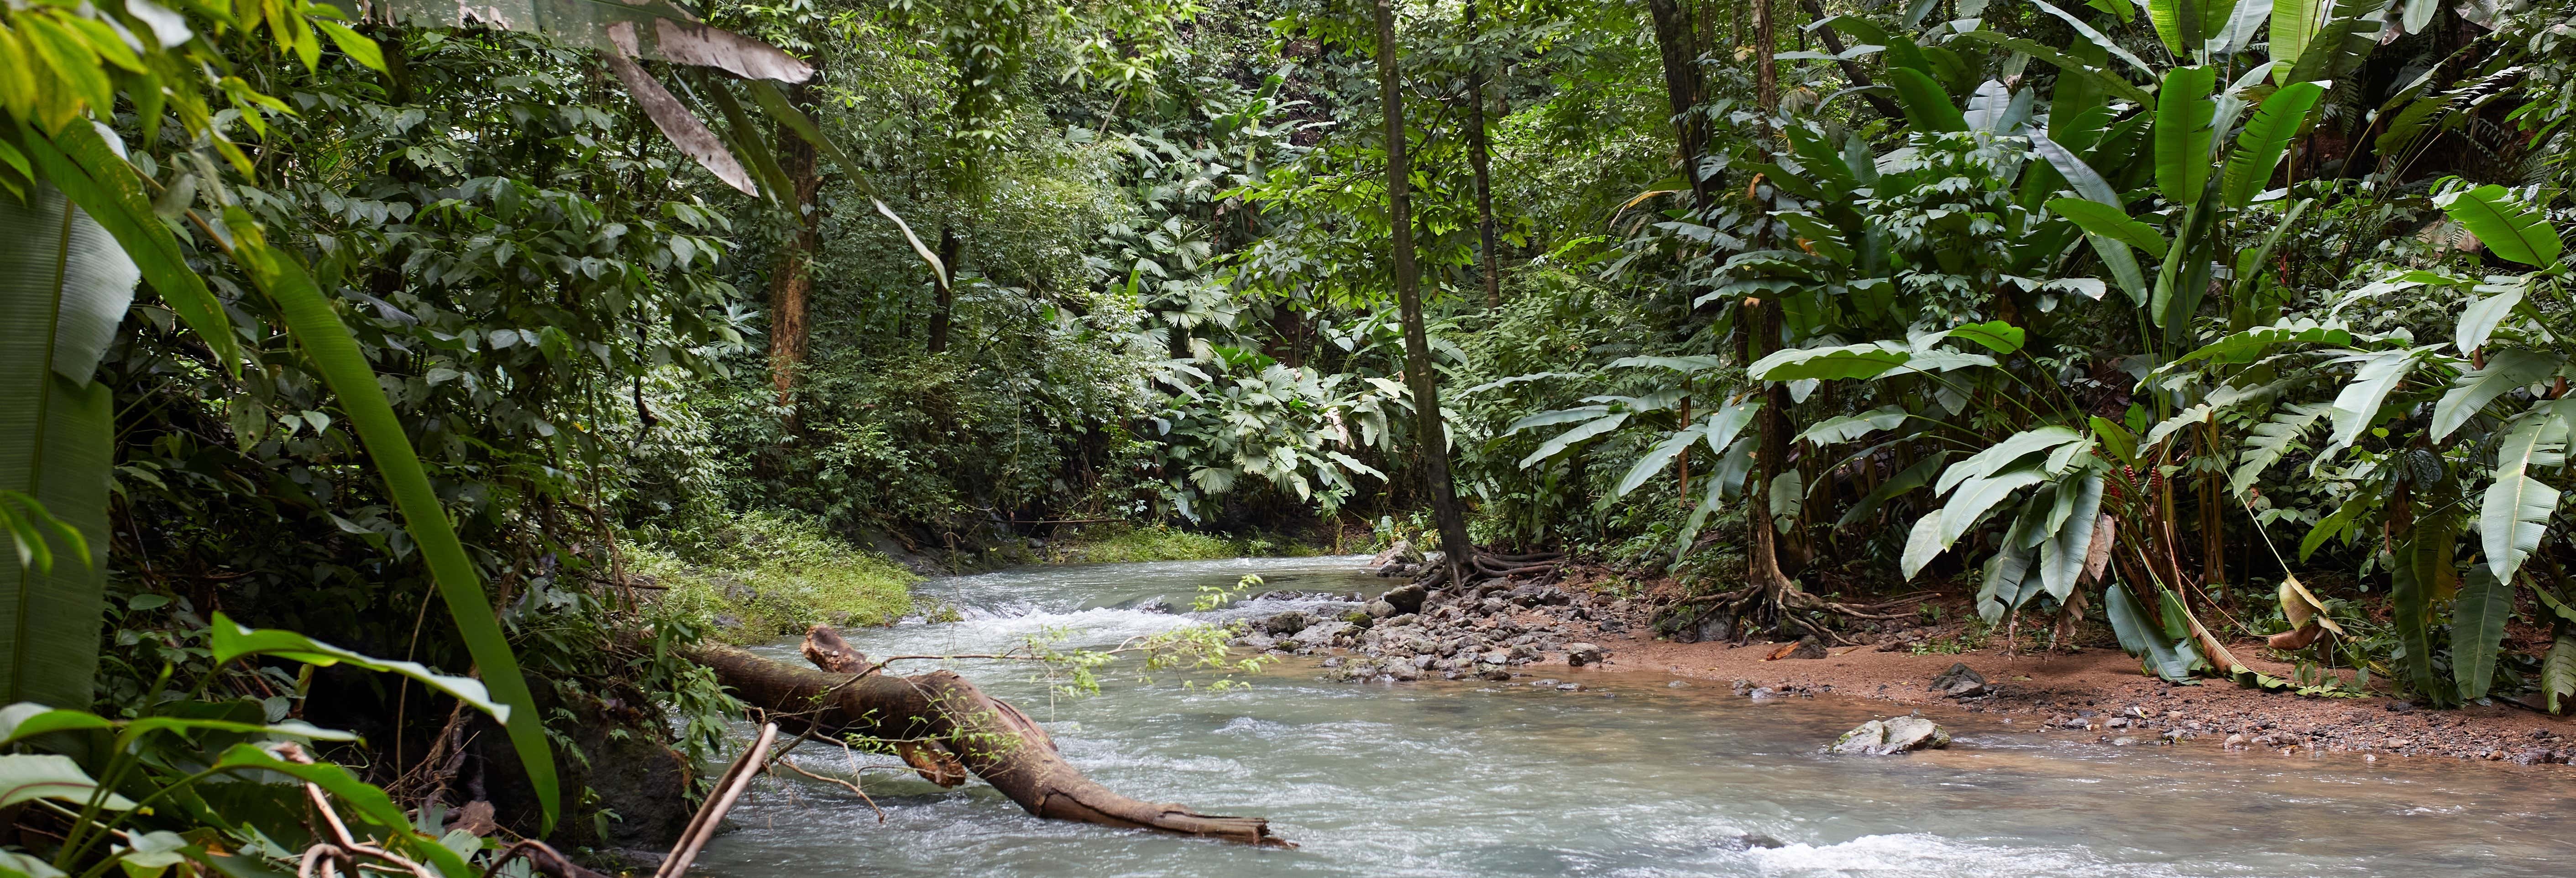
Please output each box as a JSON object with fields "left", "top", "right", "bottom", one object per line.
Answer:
{"left": 681, "top": 630, "right": 1288, "bottom": 847}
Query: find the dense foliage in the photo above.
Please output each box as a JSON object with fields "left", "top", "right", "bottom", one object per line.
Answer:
{"left": 13, "top": 0, "right": 2576, "bottom": 873}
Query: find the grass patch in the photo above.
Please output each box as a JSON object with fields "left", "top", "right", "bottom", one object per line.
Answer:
{"left": 629, "top": 511, "right": 917, "bottom": 643}
{"left": 1046, "top": 523, "right": 1325, "bottom": 564}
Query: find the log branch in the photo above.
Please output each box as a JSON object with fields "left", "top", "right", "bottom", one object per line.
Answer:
{"left": 683, "top": 636, "right": 1288, "bottom": 847}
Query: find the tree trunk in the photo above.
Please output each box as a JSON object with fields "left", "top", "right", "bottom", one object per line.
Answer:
{"left": 1794, "top": 0, "right": 1905, "bottom": 120}
{"left": 1378, "top": 0, "right": 1478, "bottom": 585}
{"left": 683, "top": 634, "right": 1286, "bottom": 847}
{"left": 1464, "top": 0, "right": 1504, "bottom": 310}
{"left": 766, "top": 84, "right": 823, "bottom": 406}
{"left": 927, "top": 223, "right": 959, "bottom": 354}
{"left": 1744, "top": 0, "right": 1799, "bottom": 603}
{"left": 1643, "top": 0, "right": 1713, "bottom": 210}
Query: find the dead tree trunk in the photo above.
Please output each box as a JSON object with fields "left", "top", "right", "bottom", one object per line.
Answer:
{"left": 682, "top": 635, "right": 1286, "bottom": 847}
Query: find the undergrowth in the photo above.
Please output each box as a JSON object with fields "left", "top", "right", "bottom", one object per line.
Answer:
{"left": 1046, "top": 523, "right": 1325, "bottom": 564}
{"left": 628, "top": 511, "right": 917, "bottom": 642}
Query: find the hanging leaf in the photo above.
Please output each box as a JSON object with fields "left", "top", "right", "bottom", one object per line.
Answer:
{"left": 602, "top": 54, "right": 755, "bottom": 196}
{"left": 2037, "top": 473, "right": 2105, "bottom": 600}
{"left": 1796, "top": 406, "right": 1909, "bottom": 446}
{"left": 2545, "top": 634, "right": 2576, "bottom": 713}
{"left": 0, "top": 185, "right": 126, "bottom": 710}
{"left": 364, "top": 0, "right": 812, "bottom": 82}
{"left": 2452, "top": 567, "right": 2515, "bottom": 700}
{"left": 2231, "top": 401, "right": 2330, "bottom": 491}
{"left": 2106, "top": 582, "right": 2197, "bottom": 681}
{"left": 1837, "top": 452, "right": 1948, "bottom": 528}
{"left": 2391, "top": 533, "right": 2459, "bottom": 706}
{"left": 2327, "top": 348, "right": 2425, "bottom": 448}
{"left": 2271, "top": 0, "right": 2322, "bottom": 70}
{"left": 2456, "top": 285, "right": 2527, "bottom": 356}
{"left": 2480, "top": 408, "right": 2566, "bottom": 583}
{"left": 1517, "top": 413, "right": 1627, "bottom": 469}
{"left": 209, "top": 614, "right": 507, "bottom": 719}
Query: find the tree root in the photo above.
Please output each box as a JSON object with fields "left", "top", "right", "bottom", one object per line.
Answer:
{"left": 684, "top": 633, "right": 1288, "bottom": 847}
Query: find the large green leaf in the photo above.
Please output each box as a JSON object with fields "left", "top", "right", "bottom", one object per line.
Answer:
{"left": 2221, "top": 82, "right": 2323, "bottom": 208}
{"left": 2431, "top": 183, "right": 2563, "bottom": 267}
{"left": 2037, "top": 472, "right": 2105, "bottom": 601}
{"left": 2390, "top": 532, "right": 2458, "bottom": 706}
{"left": 2047, "top": 198, "right": 2168, "bottom": 257}
{"left": 209, "top": 745, "right": 476, "bottom": 878}
{"left": 1887, "top": 67, "right": 1968, "bottom": 132}
{"left": 1749, "top": 341, "right": 1914, "bottom": 381}
{"left": 1837, "top": 452, "right": 1948, "bottom": 528}
{"left": 16, "top": 123, "right": 238, "bottom": 375}
{"left": 2285, "top": 0, "right": 2392, "bottom": 87}
{"left": 0, "top": 185, "right": 126, "bottom": 710}
{"left": 2154, "top": 67, "right": 2220, "bottom": 207}
{"left": 2271, "top": 0, "right": 2321, "bottom": 72}
{"left": 362, "top": 0, "right": 811, "bottom": 82}
{"left": 1518, "top": 413, "right": 1627, "bottom": 468}
{"left": 209, "top": 614, "right": 507, "bottom": 719}
{"left": 2480, "top": 408, "right": 2566, "bottom": 583}
{"left": 2031, "top": 0, "right": 2159, "bottom": 78}
{"left": 2327, "top": 348, "right": 2425, "bottom": 448}
{"left": 1934, "top": 426, "right": 2088, "bottom": 494}
{"left": 2230, "top": 401, "right": 2330, "bottom": 491}
{"left": 2451, "top": 567, "right": 2514, "bottom": 700}
{"left": 2545, "top": 634, "right": 2576, "bottom": 713}
{"left": 1796, "top": 406, "right": 1908, "bottom": 446}
{"left": 2105, "top": 582, "right": 2196, "bottom": 682}
{"left": 2178, "top": 318, "right": 2359, "bottom": 363}
{"left": 0, "top": 754, "right": 133, "bottom": 809}
{"left": 215, "top": 209, "right": 558, "bottom": 832}
{"left": 1610, "top": 426, "right": 1703, "bottom": 498}
{"left": 2431, "top": 348, "right": 2561, "bottom": 440}
{"left": 2455, "top": 284, "right": 2525, "bottom": 355}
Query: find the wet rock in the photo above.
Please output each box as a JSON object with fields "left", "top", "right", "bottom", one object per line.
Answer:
{"left": 1263, "top": 611, "right": 1311, "bottom": 636}
{"left": 1828, "top": 716, "right": 1951, "bottom": 755}
{"left": 1564, "top": 643, "right": 1605, "bottom": 667}
{"left": 1131, "top": 597, "right": 1174, "bottom": 614}
{"left": 1532, "top": 679, "right": 1562, "bottom": 688}
{"left": 1556, "top": 683, "right": 1584, "bottom": 692}
{"left": 1382, "top": 582, "right": 1429, "bottom": 615}
{"left": 1713, "top": 833, "right": 1785, "bottom": 851}
{"left": 2111, "top": 737, "right": 2141, "bottom": 747}
{"left": 1928, "top": 663, "right": 1988, "bottom": 698}
{"left": 1383, "top": 613, "right": 1419, "bottom": 628}
{"left": 1365, "top": 599, "right": 1398, "bottom": 619}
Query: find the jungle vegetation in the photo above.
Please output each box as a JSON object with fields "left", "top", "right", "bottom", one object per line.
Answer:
{"left": 4, "top": 0, "right": 2576, "bottom": 870}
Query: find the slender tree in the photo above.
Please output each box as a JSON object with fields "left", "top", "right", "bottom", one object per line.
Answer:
{"left": 1643, "top": 0, "right": 1713, "bottom": 209}
{"left": 767, "top": 82, "right": 823, "bottom": 403}
{"left": 1463, "top": 0, "right": 1504, "bottom": 309}
{"left": 1377, "top": 0, "right": 1477, "bottom": 583}
{"left": 1743, "top": 0, "right": 1803, "bottom": 607}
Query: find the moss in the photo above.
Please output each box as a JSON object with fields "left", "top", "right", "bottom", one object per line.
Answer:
{"left": 1045, "top": 523, "right": 1327, "bottom": 564}
{"left": 628, "top": 512, "right": 917, "bottom": 643}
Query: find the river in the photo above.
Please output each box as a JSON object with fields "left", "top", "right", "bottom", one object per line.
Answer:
{"left": 689, "top": 556, "right": 2576, "bottom": 877}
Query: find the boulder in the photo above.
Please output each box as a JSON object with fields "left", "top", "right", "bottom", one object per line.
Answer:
{"left": 1828, "top": 716, "right": 1951, "bottom": 755}
{"left": 1773, "top": 636, "right": 1827, "bottom": 660}
{"left": 1365, "top": 599, "right": 1398, "bottom": 619}
{"left": 1928, "top": 662, "right": 1988, "bottom": 697}
{"left": 1564, "top": 643, "right": 1605, "bottom": 667}
{"left": 1382, "top": 582, "right": 1429, "bottom": 615}
{"left": 1262, "top": 611, "right": 1311, "bottom": 636}
{"left": 1366, "top": 539, "right": 1422, "bottom": 570}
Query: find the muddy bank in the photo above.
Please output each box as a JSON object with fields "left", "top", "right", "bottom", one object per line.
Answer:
{"left": 1233, "top": 557, "right": 2576, "bottom": 768}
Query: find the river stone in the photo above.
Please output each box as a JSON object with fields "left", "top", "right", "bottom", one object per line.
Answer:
{"left": 1383, "top": 613, "right": 1419, "bottom": 628}
{"left": 1779, "top": 636, "right": 1827, "bottom": 660}
{"left": 1263, "top": 611, "right": 1311, "bottom": 636}
{"left": 1293, "top": 620, "right": 1351, "bottom": 648}
{"left": 1382, "top": 582, "right": 1429, "bottom": 614}
{"left": 1365, "top": 599, "right": 1398, "bottom": 619}
{"left": 1929, "top": 662, "right": 1988, "bottom": 697}
{"left": 1829, "top": 716, "right": 1951, "bottom": 755}
{"left": 1564, "top": 642, "right": 1604, "bottom": 666}
{"left": 1367, "top": 539, "right": 1422, "bottom": 570}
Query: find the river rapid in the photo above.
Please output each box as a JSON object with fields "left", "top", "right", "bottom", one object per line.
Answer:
{"left": 688, "top": 556, "right": 2576, "bottom": 878}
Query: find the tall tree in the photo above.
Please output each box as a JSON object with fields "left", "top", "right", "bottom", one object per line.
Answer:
{"left": 1743, "top": 0, "right": 1801, "bottom": 606}
{"left": 1377, "top": 0, "right": 1477, "bottom": 582}
{"left": 768, "top": 83, "right": 824, "bottom": 402}
{"left": 1463, "top": 0, "right": 1504, "bottom": 309}
{"left": 1643, "top": 0, "right": 1712, "bottom": 209}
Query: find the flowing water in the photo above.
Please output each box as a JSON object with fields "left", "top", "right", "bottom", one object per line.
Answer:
{"left": 691, "top": 556, "right": 2576, "bottom": 878}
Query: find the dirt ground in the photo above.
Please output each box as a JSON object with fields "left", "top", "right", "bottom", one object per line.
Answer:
{"left": 1571, "top": 629, "right": 2576, "bottom": 766}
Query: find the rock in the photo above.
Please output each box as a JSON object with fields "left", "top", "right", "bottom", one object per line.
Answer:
{"left": 1382, "top": 582, "right": 1429, "bottom": 615}
{"left": 1131, "top": 597, "right": 1174, "bottom": 614}
{"left": 1556, "top": 683, "right": 1584, "bottom": 692}
{"left": 1367, "top": 539, "right": 1423, "bottom": 570}
{"left": 1713, "top": 833, "right": 1785, "bottom": 851}
{"left": 1565, "top": 643, "right": 1605, "bottom": 667}
{"left": 1365, "top": 599, "right": 1398, "bottom": 619}
{"left": 1829, "top": 716, "right": 1952, "bottom": 755}
{"left": 1533, "top": 679, "right": 1562, "bottom": 688}
{"left": 2111, "top": 737, "right": 2140, "bottom": 747}
{"left": 1928, "top": 662, "right": 1989, "bottom": 698}
{"left": 1775, "top": 636, "right": 1827, "bottom": 660}
{"left": 1263, "top": 611, "right": 1311, "bottom": 636}
{"left": 1383, "top": 613, "right": 1419, "bottom": 628}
